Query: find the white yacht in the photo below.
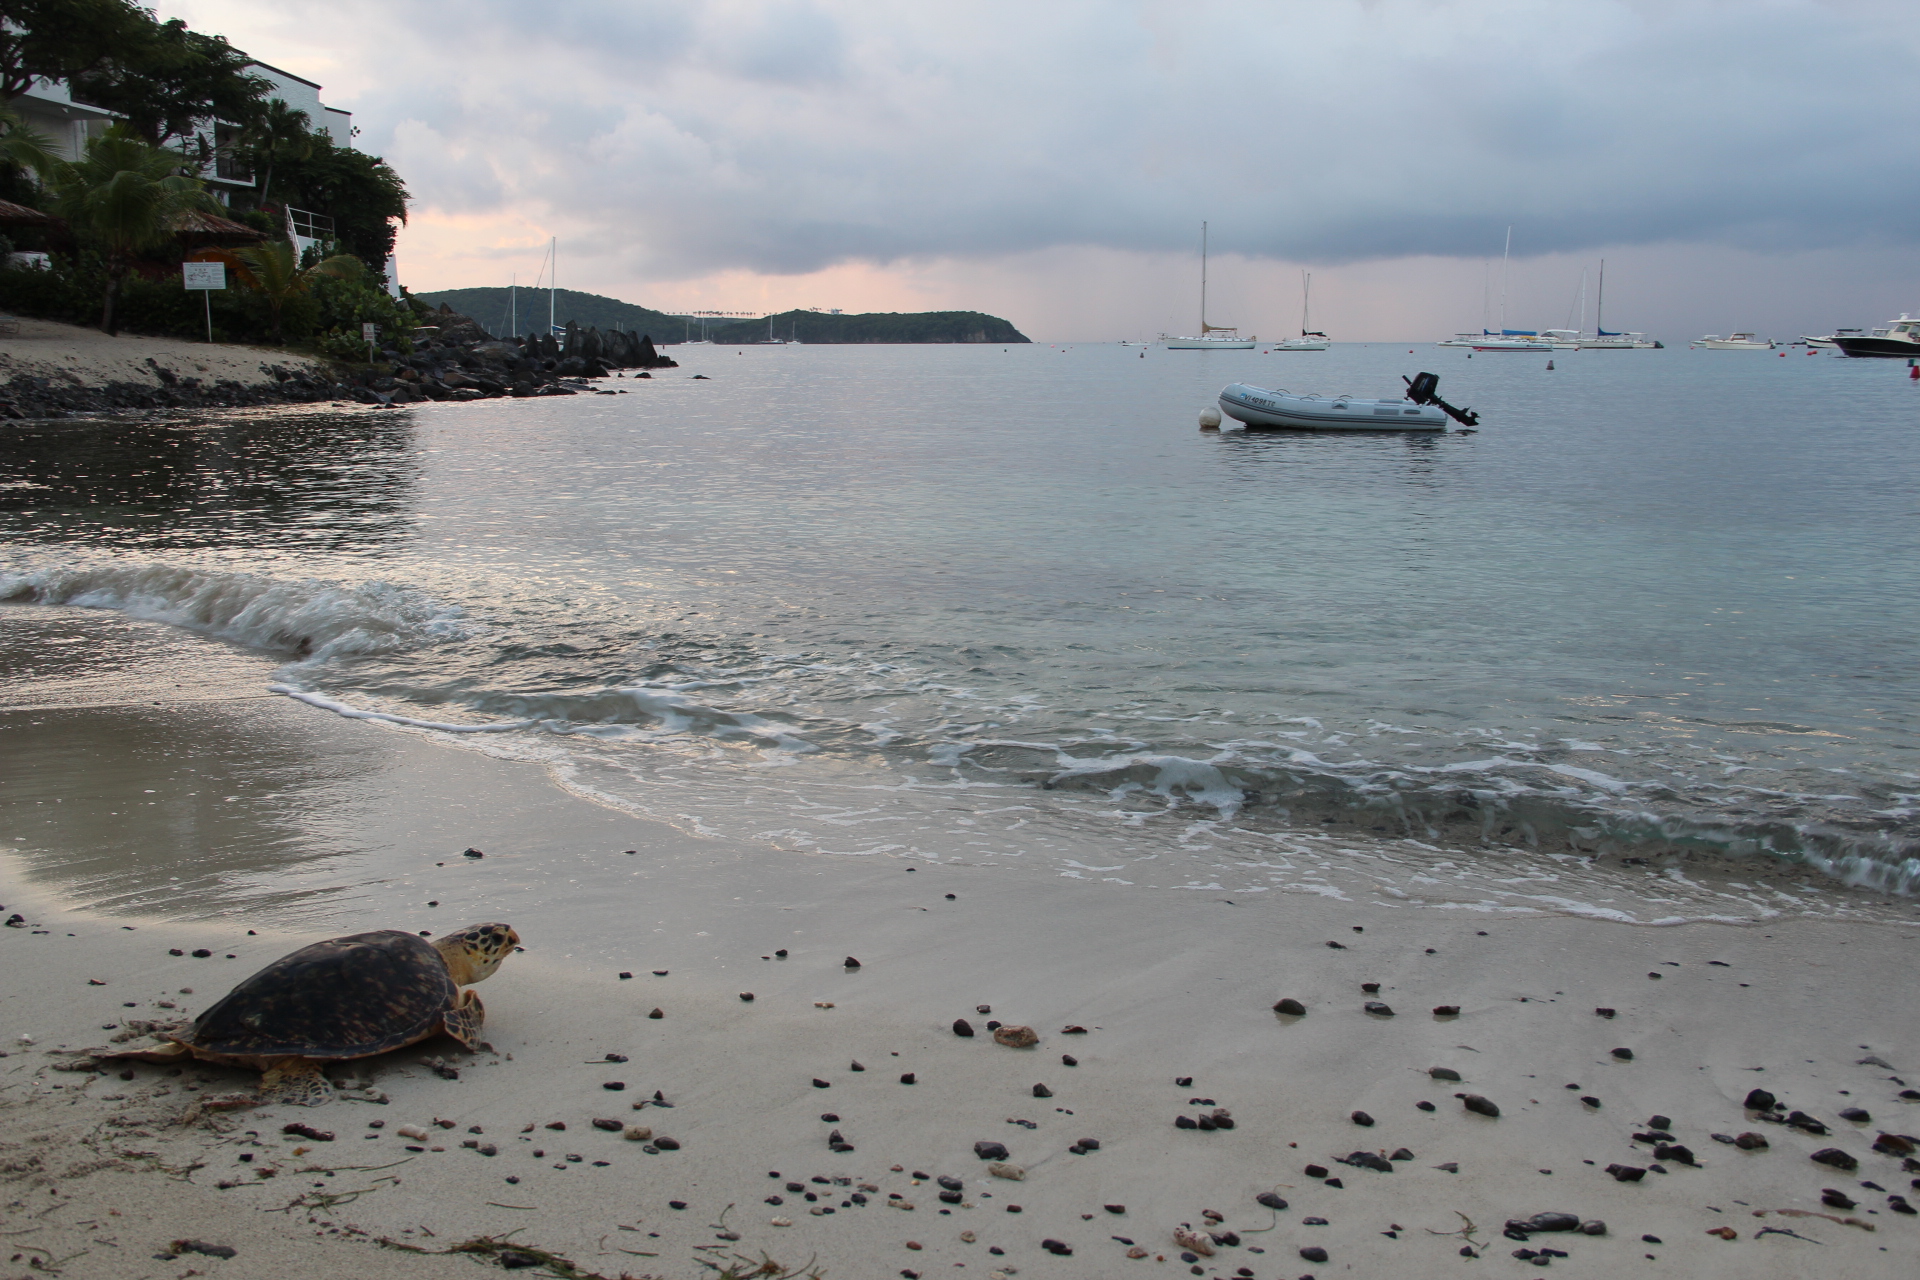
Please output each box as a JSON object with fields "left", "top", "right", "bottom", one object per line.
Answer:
{"left": 1472, "top": 331, "right": 1555, "bottom": 352}
{"left": 1270, "top": 271, "right": 1329, "bottom": 350}
{"left": 1579, "top": 331, "right": 1659, "bottom": 350}
{"left": 1691, "top": 333, "right": 1774, "bottom": 350}
{"left": 1162, "top": 222, "right": 1256, "bottom": 350}
{"left": 1832, "top": 316, "right": 1920, "bottom": 358}
{"left": 1802, "top": 329, "right": 1863, "bottom": 349}
{"left": 1539, "top": 329, "right": 1583, "bottom": 350}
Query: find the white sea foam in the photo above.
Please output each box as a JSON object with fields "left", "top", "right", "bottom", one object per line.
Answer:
{"left": 0, "top": 563, "right": 470, "bottom": 659}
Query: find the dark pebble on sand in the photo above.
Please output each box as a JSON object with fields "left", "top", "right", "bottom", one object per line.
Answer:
{"left": 900, "top": 1072, "right": 916, "bottom": 1084}
{"left": 1595, "top": 1008, "right": 1615, "bottom": 1019}
{"left": 1810, "top": 1148, "right": 1858, "bottom": 1171}
{"left": 974, "top": 1141, "right": 1010, "bottom": 1161}
{"left": 1581, "top": 1097, "right": 1601, "bottom": 1109}
{"left": 1106, "top": 1203, "right": 1127, "bottom": 1214}
{"left": 191, "top": 949, "right": 212, "bottom": 958}
{"left": 1391, "top": 1148, "right": 1414, "bottom": 1161}
{"left": 1361, "top": 982, "right": 1380, "bottom": 993}
{"left": 1326, "top": 941, "right": 1345, "bottom": 949}
{"left": 1432, "top": 1005, "right": 1460, "bottom": 1017}
{"left": 1648, "top": 1115, "right": 1670, "bottom": 1130}
{"left": 812, "top": 1079, "right": 830, "bottom": 1088}
{"left": 669, "top": 1200, "right": 687, "bottom": 1209}
{"left": 648, "top": 1008, "right": 663, "bottom": 1019}
{"left": 1612, "top": 1048, "right": 1634, "bottom": 1061}
{"left": 844, "top": 956, "right": 861, "bottom": 968}
{"left": 605, "top": 1053, "right": 628, "bottom": 1063}
{"left": 618, "top": 972, "right": 632, "bottom": 980}
{"left": 1041, "top": 1239, "right": 1071, "bottom": 1255}
{"left": 1256, "top": 1192, "right": 1288, "bottom": 1210}
{"left": 740, "top": 992, "right": 754, "bottom": 1001}
{"left": 1364, "top": 1001, "right": 1394, "bottom": 1016}
{"left": 1299, "top": 1246, "right": 1329, "bottom": 1263}
{"left": 1176, "top": 1116, "right": 1198, "bottom": 1129}
{"left": 1519, "top": 1213, "right": 1580, "bottom": 1233}
{"left": 1351, "top": 1111, "right": 1375, "bottom": 1127}
{"left": 1273, "top": 998, "right": 1306, "bottom": 1017}
{"left": 1734, "top": 1132, "right": 1768, "bottom": 1150}
{"left": 1176, "top": 1076, "right": 1194, "bottom": 1087}
{"left": 1840, "top": 1107, "right": 1871, "bottom": 1123}
{"left": 1346, "top": 1151, "right": 1392, "bottom": 1172}
{"left": 1647, "top": 972, "right": 1661, "bottom": 979}
{"left": 1744, "top": 1088, "right": 1777, "bottom": 1111}
{"left": 591, "top": 1118, "right": 622, "bottom": 1131}
{"left": 1461, "top": 1095, "right": 1500, "bottom": 1118}
{"left": 1033, "top": 1083, "right": 1053, "bottom": 1098}
{"left": 1305, "top": 1164, "right": 1328, "bottom": 1178}
{"left": 603, "top": 1082, "right": 626, "bottom": 1091}
{"left": 1062, "top": 1054, "right": 1078, "bottom": 1066}
{"left": 953, "top": 1019, "right": 975, "bottom": 1037}
{"left": 1641, "top": 1235, "right": 1661, "bottom": 1244}
{"left": 1079, "top": 1137, "right": 1101, "bottom": 1150}
{"left": 1821, "top": 1189, "right": 1857, "bottom": 1209}
{"left": 653, "top": 1136, "right": 680, "bottom": 1150}
{"left": 1416, "top": 1101, "right": 1436, "bottom": 1112}
{"left": 1430, "top": 1067, "right": 1462, "bottom": 1081}
{"left": 1605, "top": 1164, "right": 1645, "bottom": 1182}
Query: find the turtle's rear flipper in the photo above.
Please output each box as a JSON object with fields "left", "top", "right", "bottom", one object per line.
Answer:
{"left": 443, "top": 989, "right": 486, "bottom": 1051}
{"left": 259, "top": 1057, "right": 335, "bottom": 1107}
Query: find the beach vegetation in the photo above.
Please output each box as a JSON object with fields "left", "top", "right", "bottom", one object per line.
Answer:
{"left": 44, "top": 126, "right": 219, "bottom": 334}
{"left": 66, "top": 14, "right": 266, "bottom": 151}
{"left": 0, "top": 0, "right": 152, "bottom": 103}
{"left": 193, "top": 239, "right": 363, "bottom": 344}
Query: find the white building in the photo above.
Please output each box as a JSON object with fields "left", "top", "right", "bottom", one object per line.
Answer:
{"left": 9, "top": 78, "right": 117, "bottom": 161}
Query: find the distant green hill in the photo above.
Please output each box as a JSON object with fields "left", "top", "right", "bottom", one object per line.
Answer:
{"left": 412, "top": 289, "right": 1030, "bottom": 346}
{"left": 709, "top": 309, "right": 1029, "bottom": 344}
{"left": 410, "top": 287, "right": 681, "bottom": 342}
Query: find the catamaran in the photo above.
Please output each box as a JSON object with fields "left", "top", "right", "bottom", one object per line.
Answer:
{"left": 1162, "top": 222, "right": 1256, "bottom": 350}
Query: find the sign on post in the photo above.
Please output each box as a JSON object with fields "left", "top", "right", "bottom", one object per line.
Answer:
{"left": 362, "top": 322, "right": 378, "bottom": 362}
{"left": 182, "top": 261, "right": 226, "bottom": 342}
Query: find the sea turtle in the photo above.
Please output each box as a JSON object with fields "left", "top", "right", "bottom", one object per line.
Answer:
{"left": 100, "top": 923, "right": 519, "bottom": 1106}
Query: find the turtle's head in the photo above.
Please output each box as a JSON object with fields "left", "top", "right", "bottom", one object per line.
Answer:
{"left": 434, "top": 922, "right": 520, "bottom": 985}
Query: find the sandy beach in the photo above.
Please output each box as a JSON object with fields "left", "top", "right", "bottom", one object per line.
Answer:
{"left": 3, "top": 608, "right": 1918, "bottom": 1280}
{"left": 0, "top": 316, "right": 328, "bottom": 392}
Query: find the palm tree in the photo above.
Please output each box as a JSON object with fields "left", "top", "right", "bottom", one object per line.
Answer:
{"left": 47, "top": 128, "right": 219, "bottom": 335}
{"left": 0, "top": 103, "right": 58, "bottom": 182}
{"left": 238, "top": 98, "right": 311, "bottom": 204}
{"left": 197, "top": 238, "right": 362, "bottom": 344}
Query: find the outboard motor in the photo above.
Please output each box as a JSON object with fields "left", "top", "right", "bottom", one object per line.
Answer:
{"left": 1402, "top": 372, "right": 1480, "bottom": 427}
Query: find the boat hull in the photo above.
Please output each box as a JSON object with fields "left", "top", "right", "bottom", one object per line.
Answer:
{"left": 1219, "top": 383, "right": 1448, "bottom": 432}
{"left": 1270, "top": 339, "right": 1329, "bottom": 351}
{"left": 1691, "top": 339, "right": 1773, "bottom": 350}
{"left": 1832, "top": 337, "right": 1920, "bottom": 358}
{"left": 1164, "top": 337, "right": 1256, "bottom": 350}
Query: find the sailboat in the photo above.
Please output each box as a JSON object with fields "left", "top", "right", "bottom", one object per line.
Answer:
{"left": 1161, "top": 222, "right": 1256, "bottom": 350}
{"left": 1272, "top": 271, "right": 1330, "bottom": 351}
{"left": 1577, "top": 261, "right": 1659, "bottom": 349}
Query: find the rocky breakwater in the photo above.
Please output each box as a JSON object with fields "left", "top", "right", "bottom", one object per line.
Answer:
{"left": 371, "top": 311, "right": 678, "bottom": 407}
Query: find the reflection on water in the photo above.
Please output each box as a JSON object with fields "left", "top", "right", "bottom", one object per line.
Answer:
{"left": 0, "top": 410, "right": 421, "bottom": 554}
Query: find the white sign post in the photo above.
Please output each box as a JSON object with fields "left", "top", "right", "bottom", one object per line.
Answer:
{"left": 181, "top": 261, "right": 226, "bottom": 343}
{"left": 362, "top": 322, "right": 377, "bottom": 363}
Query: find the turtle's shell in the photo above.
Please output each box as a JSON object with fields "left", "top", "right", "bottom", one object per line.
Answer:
{"left": 180, "top": 930, "right": 455, "bottom": 1060}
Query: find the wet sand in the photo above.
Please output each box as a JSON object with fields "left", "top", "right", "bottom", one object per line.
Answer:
{"left": 3, "top": 609, "right": 1920, "bottom": 1279}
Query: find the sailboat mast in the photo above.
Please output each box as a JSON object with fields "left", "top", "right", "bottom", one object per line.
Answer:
{"left": 1596, "top": 259, "right": 1605, "bottom": 334}
{"left": 549, "top": 237, "right": 557, "bottom": 336}
{"left": 1499, "top": 225, "right": 1511, "bottom": 331}
{"left": 1302, "top": 269, "right": 1310, "bottom": 335}
{"left": 510, "top": 272, "right": 516, "bottom": 336}
{"left": 1200, "top": 221, "right": 1209, "bottom": 332}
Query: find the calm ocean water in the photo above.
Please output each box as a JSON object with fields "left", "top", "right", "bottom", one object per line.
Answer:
{"left": 4, "top": 341, "right": 1917, "bottom": 919}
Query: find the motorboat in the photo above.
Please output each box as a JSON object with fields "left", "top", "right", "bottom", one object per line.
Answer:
{"left": 1540, "top": 329, "right": 1583, "bottom": 349}
{"left": 1162, "top": 222, "right": 1256, "bottom": 350}
{"left": 1802, "top": 328, "right": 1863, "bottom": 349}
{"left": 1270, "top": 271, "right": 1329, "bottom": 350}
{"left": 1832, "top": 315, "right": 1920, "bottom": 358}
{"left": 1691, "top": 333, "right": 1774, "bottom": 350}
{"left": 1437, "top": 334, "right": 1478, "bottom": 347}
{"left": 1219, "top": 372, "right": 1478, "bottom": 432}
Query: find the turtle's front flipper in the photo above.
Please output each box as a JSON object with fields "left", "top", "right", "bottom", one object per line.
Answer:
{"left": 259, "top": 1057, "right": 335, "bottom": 1107}
{"left": 443, "top": 988, "right": 485, "bottom": 1051}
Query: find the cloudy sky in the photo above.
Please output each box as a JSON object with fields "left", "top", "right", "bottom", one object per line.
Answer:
{"left": 169, "top": 0, "right": 1919, "bottom": 341}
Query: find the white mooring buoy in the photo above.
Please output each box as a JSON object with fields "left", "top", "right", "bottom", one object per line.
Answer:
{"left": 1198, "top": 405, "right": 1222, "bottom": 430}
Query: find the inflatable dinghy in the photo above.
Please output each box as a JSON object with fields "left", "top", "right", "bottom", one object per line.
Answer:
{"left": 1219, "top": 373, "right": 1478, "bottom": 432}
